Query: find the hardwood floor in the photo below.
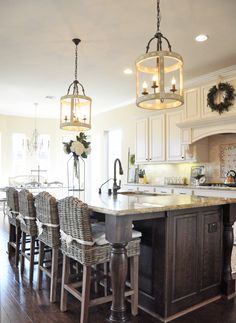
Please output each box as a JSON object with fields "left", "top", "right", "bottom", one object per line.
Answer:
{"left": 0, "top": 210, "right": 236, "bottom": 323}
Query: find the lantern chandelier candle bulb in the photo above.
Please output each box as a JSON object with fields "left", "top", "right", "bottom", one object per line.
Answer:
{"left": 170, "top": 77, "right": 177, "bottom": 93}
{"left": 135, "top": 0, "right": 184, "bottom": 110}
{"left": 152, "top": 74, "right": 159, "bottom": 91}
{"left": 142, "top": 81, "right": 149, "bottom": 95}
{"left": 60, "top": 38, "right": 92, "bottom": 131}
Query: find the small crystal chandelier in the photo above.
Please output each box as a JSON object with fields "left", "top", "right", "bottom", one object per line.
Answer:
{"left": 60, "top": 38, "right": 92, "bottom": 131}
{"left": 27, "top": 103, "right": 44, "bottom": 154}
{"left": 135, "top": 0, "right": 184, "bottom": 110}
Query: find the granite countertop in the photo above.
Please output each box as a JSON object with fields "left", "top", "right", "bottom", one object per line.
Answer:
{"left": 86, "top": 192, "right": 236, "bottom": 216}
{"left": 125, "top": 183, "right": 236, "bottom": 191}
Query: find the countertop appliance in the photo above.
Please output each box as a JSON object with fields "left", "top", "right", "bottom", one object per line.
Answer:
{"left": 224, "top": 170, "right": 236, "bottom": 184}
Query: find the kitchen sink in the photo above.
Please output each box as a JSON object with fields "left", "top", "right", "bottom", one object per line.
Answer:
{"left": 118, "top": 191, "right": 169, "bottom": 197}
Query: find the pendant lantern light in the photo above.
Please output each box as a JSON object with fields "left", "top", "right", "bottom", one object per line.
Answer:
{"left": 135, "top": 0, "right": 184, "bottom": 110}
{"left": 60, "top": 38, "right": 92, "bottom": 131}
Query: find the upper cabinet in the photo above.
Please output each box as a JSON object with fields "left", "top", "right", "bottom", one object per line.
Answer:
{"left": 149, "top": 115, "right": 165, "bottom": 162}
{"left": 201, "top": 81, "right": 220, "bottom": 119}
{"left": 166, "top": 109, "right": 184, "bottom": 161}
{"left": 136, "top": 111, "right": 186, "bottom": 164}
{"left": 135, "top": 114, "right": 165, "bottom": 164}
{"left": 183, "top": 88, "right": 201, "bottom": 121}
{"left": 201, "top": 76, "right": 236, "bottom": 119}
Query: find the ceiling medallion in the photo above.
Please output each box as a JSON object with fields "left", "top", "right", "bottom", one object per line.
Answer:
{"left": 60, "top": 38, "right": 92, "bottom": 131}
{"left": 135, "top": 0, "right": 184, "bottom": 110}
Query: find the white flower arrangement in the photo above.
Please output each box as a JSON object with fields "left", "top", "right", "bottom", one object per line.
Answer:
{"left": 63, "top": 133, "right": 91, "bottom": 159}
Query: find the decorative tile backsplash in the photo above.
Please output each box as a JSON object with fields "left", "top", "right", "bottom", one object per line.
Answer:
{"left": 141, "top": 133, "right": 236, "bottom": 185}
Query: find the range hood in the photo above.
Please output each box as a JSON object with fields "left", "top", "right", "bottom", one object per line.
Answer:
{"left": 177, "top": 114, "right": 236, "bottom": 144}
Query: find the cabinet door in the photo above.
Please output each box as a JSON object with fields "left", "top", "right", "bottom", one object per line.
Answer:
{"left": 166, "top": 110, "right": 184, "bottom": 161}
{"left": 135, "top": 118, "right": 148, "bottom": 163}
{"left": 173, "top": 188, "right": 193, "bottom": 195}
{"left": 200, "top": 209, "right": 222, "bottom": 291}
{"left": 149, "top": 114, "right": 165, "bottom": 162}
{"left": 201, "top": 77, "right": 236, "bottom": 119}
{"left": 184, "top": 88, "right": 201, "bottom": 121}
{"left": 201, "top": 81, "right": 219, "bottom": 119}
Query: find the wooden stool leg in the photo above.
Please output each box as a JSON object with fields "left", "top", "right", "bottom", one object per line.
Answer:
{"left": 80, "top": 265, "right": 91, "bottom": 323}
{"left": 50, "top": 248, "right": 59, "bottom": 303}
{"left": 94, "top": 264, "right": 98, "bottom": 294}
{"left": 130, "top": 255, "right": 139, "bottom": 316}
{"left": 104, "top": 262, "right": 108, "bottom": 296}
{"left": 37, "top": 241, "right": 45, "bottom": 289}
{"left": 60, "top": 254, "right": 70, "bottom": 312}
{"left": 15, "top": 226, "right": 21, "bottom": 267}
{"left": 8, "top": 223, "right": 15, "bottom": 257}
{"left": 29, "top": 236, "right": 36, "bottom": 284}
{"left": 20, "top": 232, "right": 26, "bottom": 273}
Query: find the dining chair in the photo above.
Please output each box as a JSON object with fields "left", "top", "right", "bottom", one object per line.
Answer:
{"left": 58, "top": 196, "right": 141, "bottom": 323}
{"left": 35, "top": 191, "right": 60, "bottom": 302}
{"left": 18, "top": 189, "right": 38, "bottom": 283}
{"left": 6, "top": 187, "right": 21, "bottom": 267}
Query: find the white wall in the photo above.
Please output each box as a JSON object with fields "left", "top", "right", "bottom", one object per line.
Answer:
{"left": 0, "top": 114, "right": 72, "bottom": 186}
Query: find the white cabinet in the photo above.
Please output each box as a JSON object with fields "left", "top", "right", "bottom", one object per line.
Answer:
{"left": 193, "top": 188, "right": 236, "bottom": 198}
{"left": 183, "top": 88, "right": 201, "bottom": 121}
{"left": 149, "top": 115, "right": 165, "bottom": 162}
{"left": 166, "top": 109, "right": 184, "bottom": 161}
{"left": 135, "top": 114, "right": 165, "bottom": 164}
{"left": 201, "top": 81, "right": 219, "bottom": 119}
{"left": 173, "top": 187, "right": 193, "bottom": 195}
{"left": 201, "top": 77, "right": 236, "bottom": 120}
{"left": 154, "top": 186, "right": 173, "bottom": 194}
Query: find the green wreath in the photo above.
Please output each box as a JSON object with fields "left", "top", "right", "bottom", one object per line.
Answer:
{"left": 207, "top": 82, "right": 235, "bottom": 114}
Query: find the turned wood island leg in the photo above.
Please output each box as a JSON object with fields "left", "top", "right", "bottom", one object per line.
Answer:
{"left": 109, "top": 243, "right": 128, "bottom": 322}
{"left": 222, "top": 204, "right": 236, "bottom": 297}
{"left": 105, "top": 214, "right": 132, "bottom": 323}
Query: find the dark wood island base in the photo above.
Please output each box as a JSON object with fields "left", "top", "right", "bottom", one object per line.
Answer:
{"left": 89, "top": 194, "right": 236, "bottom": 323}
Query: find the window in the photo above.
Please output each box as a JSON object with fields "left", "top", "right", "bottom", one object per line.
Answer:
{"left": 107, "top": 129, "right": 122, "bottom": 179}
{"left": 12, "top": 133, "right": 26, "bottom": 174}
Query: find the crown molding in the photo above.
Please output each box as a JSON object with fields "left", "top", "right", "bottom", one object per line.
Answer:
{"left": 184, "top": 65, "right": 236, "bottom": 89}
{"left": 177, "top": 114, "right": 236, "bottom": 129}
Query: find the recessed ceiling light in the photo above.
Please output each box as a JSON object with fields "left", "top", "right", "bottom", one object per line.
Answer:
{"left": 123, "top": 68, "right": 133, "bottom": 75}
{"left": 45, "top": 95, "right": 56, "bottom": 99}
{"left": 195, "top": 34, "right": 208, "bottom": 42}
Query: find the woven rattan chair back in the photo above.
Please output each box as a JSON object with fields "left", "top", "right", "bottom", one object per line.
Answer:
{"left": 58, "top": 196, "right": 111, "bottom": 266}
{"left": 59, "top": 196, "right": 93, "bottom": 243}
{"left": 35, "top": 191, "right": 60, "bottom": 248}
{"left": 6, "top": 187, "right": 19, "bottom": 226}
{"left": 18, "top": 189, "right": 37, "bottom": 236}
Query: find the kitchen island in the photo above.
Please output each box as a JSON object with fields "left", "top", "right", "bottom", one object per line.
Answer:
{"left": 86, "top": 193, "right": 236, "bottom": 322}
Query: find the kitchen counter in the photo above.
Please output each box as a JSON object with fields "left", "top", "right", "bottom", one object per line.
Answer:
{"left": 125, "top": 182, "right": 236, "bottom": 191}
{"left": 86, "top": 191, "right": 236, "bottom": 216}
{"left": 88, "top": 192, "right": 236, "bottom": 322}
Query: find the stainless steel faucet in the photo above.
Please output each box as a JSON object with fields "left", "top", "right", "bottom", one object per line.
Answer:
{"left": 113, "top": 158, "right": 123, "bottom": 195}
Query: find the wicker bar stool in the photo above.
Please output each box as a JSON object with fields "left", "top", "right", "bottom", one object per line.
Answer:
{"left": 18, "top": 189, "right": 38, "bottom": 283}
{"left": 35, "top": 191, "right": 60, "bottom": 303}
{"left": 6, "top": 187, "right": 21, "bottom": 267}
{"left": 58, "top": 196, "right": 141, "bottom": 323}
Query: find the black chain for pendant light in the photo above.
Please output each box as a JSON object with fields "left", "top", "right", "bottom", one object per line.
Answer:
{"left": 146, "top": 0, "right": 172, "bottom": 53}
{"left": 74, "top": 40, "right": 78, "bottom": 81}
{"left": 67, "top": 38, "right": 86, "bottom": 96}
{"left": 156, "top": 0, "right": 161, "bottom": 32}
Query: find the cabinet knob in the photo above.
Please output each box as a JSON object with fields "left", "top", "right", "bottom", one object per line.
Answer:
{"left": 146, "top": 158, "right": 148, "bottom": 160}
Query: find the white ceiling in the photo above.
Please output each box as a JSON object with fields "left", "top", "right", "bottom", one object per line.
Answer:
{"left": 0, "top": 0, "right": 236, "bottom": 119}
